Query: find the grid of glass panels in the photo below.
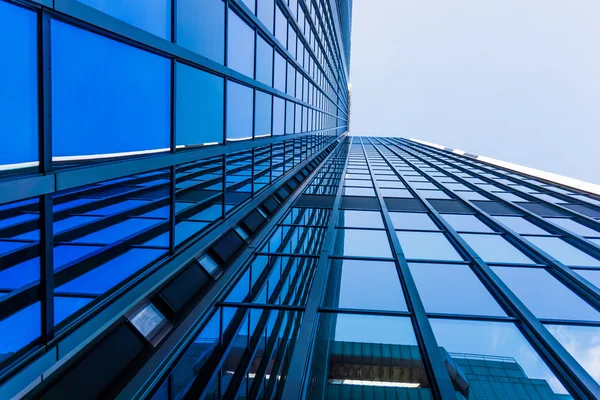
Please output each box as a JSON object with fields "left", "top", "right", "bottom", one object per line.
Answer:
{"left": 145, "top": 138, "right": 349, "bottom": 399}
{"left": 0, "top": 135, "right": 330, "bottom": 369}
{"left": 0, "top": 0, "right": 349, "bottom": 172}
{"left": 0, "top": 0, "right": 351, "bottom": 379}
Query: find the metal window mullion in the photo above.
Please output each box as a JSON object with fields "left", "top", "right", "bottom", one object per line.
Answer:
{"left": 280, "top": 139, "right": 349, "bottom": 399}
{"left": 374, "top": 138, "right": 600, "bottom": 399}
{"left": 359, "top": 138, "right": 457, "bottom": 399}
{"left": 394, "top": 140, "right": 600, "bottom": 308}
{"left": 38, "top": 9, "right": 55, "bottom": 343}
{"left": 401, "top": 138, "right": 600, "bottom": 227}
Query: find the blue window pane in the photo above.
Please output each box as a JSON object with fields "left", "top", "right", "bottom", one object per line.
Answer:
{"left": 441, "top": 214, "right": 494, "bottom": 233}
{"left": 294, "top": 104, "right": 301, "bottom": 133}
{"left": 334, "top": 229, "right": 392, "bottom": 258}
{"left": 227, "top": 82, "right": 253, "bottom": 141}
{"left": 409, "top": 263, "right": 506, "bottom": 316}
{"left": 274, "top": 51, "right": 286, "bottom": 92}
{"left": 390, "top": 212, "right": 437, "bottom": 230}
{"left": 227, "top": 9, "right": 255, "bottom": 78}
{"left": 77, "top": 0, "right": 170, "bottom": 39}
{"left": 327, "top": 260, "right": 407, "bottom": 311}
{"left": 254, "top": 91, "right": 272, "bottom": 138}
{"left": 51, "top": 21, "right": 170, "bottom": 159}
{"left": 431, "top": 319, "right": 568, "bottom": 396}
{"left": 55, "top": 297, "right": 93, "bottom": 325}
{"left": 460, "top": 234, "right": 534, "bottom": 264}
{"left": 494, "top": 216, "right": 549, "bottom": 235}
{"left": 57, "top": 248, "right": 165, "bottom": 295}
{"left": 286, "top": 63, "right": 295, "bottom": 96}
{"left": 256, "top": 35, "right": 273, "bottom": 86}
{"left": 0, "top": 2, "right": 38, "bottom": 168}
{"left": 0, "top": 303, "right": 40, "bottom": 355}
{"left": 257, "top": 0, "right": 274, "bottom": 33}
{"left": 397, "top": 231, "right": 463, "bottom": 261}
{"left": 285, "top": 101, "right": 295, "bottom": 134}
{"left": 177, "top": 0, "right": 224, "bottom": 64}
{"left": 493, "top": 266, "right": 600, "bottom": 321}
{"left": 273, "top": 97, "right": 285, "bottom": 136}
{"left": 546, "top": 324, "right": 600, "bottom": 386}
{"left": 338, "top": 210, "right": 384, "bottom": 228}
{"left": 526, "top": 236, "right": 600, "bottom": 267}
{"left": 576, "top": 269, "right": 600, "bottom": 289}
{"left": 546, "top": 218, "right": 600, "bottom": 238}
{"left": 176, "top": 63, "right": 224, "bottom": 146}
{"left": 275, "top": 5, "right": 287, "bottom": 46}
{"left": 334, "top": 314, "right": 417, "bottom": 345}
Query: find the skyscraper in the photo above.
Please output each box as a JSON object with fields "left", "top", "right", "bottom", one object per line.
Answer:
{"left": 2, "top": 1, "right": 600, "bottom": 400}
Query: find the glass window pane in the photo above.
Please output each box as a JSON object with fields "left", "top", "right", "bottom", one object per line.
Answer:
{"left": 409, "top": 263, "right": 506, "bottom": 316}
{"left": 257, "top": 0, "right": 274, "bottom": 33}
{"left": 254, "top": 91, "right": 272, "bottom": 138}
{"left": 0, "top": 1, "right": 38, "bottom": 169}
{"left": 52, "top": 21, "right": 170, "bottom": 159}
{"left": 275, "top": 5, "right": 287, "bottom": 46}
{"left": 431, "top": 319, "right": 568, "bottom": 397}
{"left": 285, "top": 101, "right": 294, "bottom": 134}
{"left": 390, "top": 212, "right": 437, "bottom": 230}
{"left": 325, "top": 260, "right": 407, "bottom": 311}
{"left": 78, "top": 0, "right": 170, "bottom": 39}
{"left": 441, "top": 214, "right": 494, "bottom": 233}
{"left": 460, "top": 234, "right": 534, "bottom": 264}
{"left": 177, "top": 0, "right": 224, "bottom": 64}
{"left": 493, "top": 266, "right": 600, "bottom": 321}
{"left": 226, "top": 82, "right": 253, "bottom": 141}
{"left": 273, "top": 51, "right": 286, "bottom": 92}
{"left": 338, "top": 210, "right": 384, "bottom": 228}
{"left": 396, "top": 231, "right": 463, "bottom": 261}
{"left": 227, "top": 9, "right": 255, "bottom": 78}
{"left": 575, "top": 269, "right": 600, "bottom": 289}
{"left": 526, "top": 236, "right": 600, "bottom": 267}
{"left": 273, "top": 97, "right": 285, "bottom": 136}
{"left": 493, "top": 216, "right": 549, "bottom": 235}
{"left": 256, "top": 35, "right": 273, "bottom": 86}
{"left": 307, "top": 314, "right": 428, "bottom": 398}
{"left": 545, "top": 324, "right": 600, "bottom": 386}
{"left": 176, "top": 63, "right": 224, "bottom": 146}
{"left": 546, "top": 218, "right": 600, "bottom": 238}
{"left": 334, "top": 229, "right": 392, "bottom": 258}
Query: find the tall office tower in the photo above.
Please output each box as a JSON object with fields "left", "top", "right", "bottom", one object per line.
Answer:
{"left": 0, "top": 0, "right": 351, "bottom": 398}
{"left": 2, "top": 2, "right": 600, "bottom": 400}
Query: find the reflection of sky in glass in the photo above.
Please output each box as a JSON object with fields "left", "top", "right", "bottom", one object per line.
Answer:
{"left": 441, "top": 214, "right": 494, "bottom": 233}
{"left": 389, "top": 212, "right": 437, "bottom": 230}
{"left": 430, "top": 319, "right": 567, "bottom": 394}
{"left": 396, "top": 231, "right": 463, "bottom": 261}
{"left": 334, "top": 259, "right": 407, "bottom": 311}
{"left": 546, "top": 324, "right": 600, "bottom": 386}
{"left": 460, "top": 234, "right": 534, "bottom": 264}
{"left": 526, "top": 236, "right": 600, "bottom": 267}
{"left": 492, "top": 267, "right": 600, "bottom": 321}
{"left": 493, "top": 216, "right": 549, "bottom": 235}
{"left": 338, "top": 210, "right": 384, "bottom": 228}
{"left": 334, "top": 229, "right": 392, "bottom": 258}
{"left": 409, "top": 263, "right": 506, "bottom": 316}
{"left": 334, "top": 314, "right": 417, "bottom": 345}
{"left": 575, "top": 269, "right": 600, "bottom": 290}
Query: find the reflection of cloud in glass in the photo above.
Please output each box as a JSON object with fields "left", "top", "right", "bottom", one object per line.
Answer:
{"left": 547, "top": 324, "right": 600, "bottom": 384}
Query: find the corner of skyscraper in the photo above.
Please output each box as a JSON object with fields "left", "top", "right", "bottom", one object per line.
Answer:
{"left": 1, "top": 0, "right": 599, "bottom": 399}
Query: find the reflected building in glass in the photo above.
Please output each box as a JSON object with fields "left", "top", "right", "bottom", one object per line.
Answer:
{"left": 2, "top": 0, "right": 600, "bottom": 400}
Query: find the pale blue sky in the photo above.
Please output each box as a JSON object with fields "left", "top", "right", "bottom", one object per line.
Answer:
{"left": 349, "top": 0, "right": 600, "bottom": 184}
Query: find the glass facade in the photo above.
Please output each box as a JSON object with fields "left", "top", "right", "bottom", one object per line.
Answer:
{"left": 2, "top": 1, "right": 600, "bottom": 399}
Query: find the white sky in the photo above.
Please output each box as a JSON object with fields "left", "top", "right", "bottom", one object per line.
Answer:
{"left": 349, "top": 0, "right": 600, "bottom": 184}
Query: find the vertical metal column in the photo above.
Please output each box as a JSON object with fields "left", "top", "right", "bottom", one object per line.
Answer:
{"left": 38, "top": 9, "right": 54, "bottom": 343}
